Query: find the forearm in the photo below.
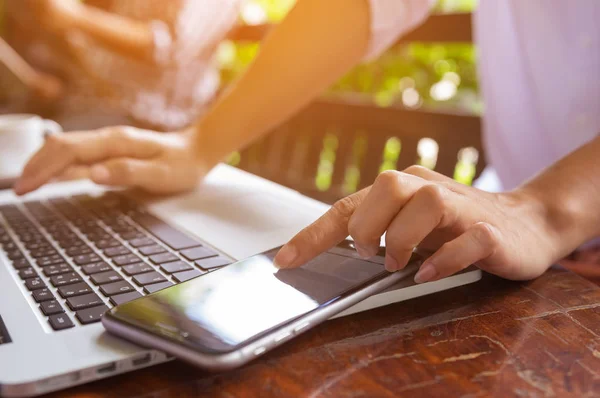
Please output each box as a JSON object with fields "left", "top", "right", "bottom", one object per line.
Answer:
{"left": 515, "top": 135, "right": 600, "bottom": 258}
{"left": 0, "top": 37, "right": 41, "bottom": 87}
{"left": 192, "top": 0, "right": 371, "bottom": 166}
{"left": 66, "top": 4, "right": 154, "bottom": 61}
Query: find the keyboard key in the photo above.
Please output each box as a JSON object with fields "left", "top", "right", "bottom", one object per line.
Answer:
{"left": 7, "top": 250, "right": 24, "bottom": 260}
{"left": 112, "top": 253, "right": 142, "bottom": 266}
{"left": 149, "top": 253, "right": 178, "bottom": 265}
{"left": 50, "top": 272, "right": 82, "bottom": 287}
{"left": 33, "top": 288, "right": 55, "bottom": 303}
{"left": 40, "top": 300, "right": 65, "bottom": 316}
{"left": 112, "top": 225, "right": 136, "bottom": 233}
{"left": 172, "top": 270, "right": 204, "bottom": 283}
{"left": 76, "top": 305, "right": 109, "bottom": 325}
{"left": 196, "top": 257, "right": 231, "bottom": 270}
{"left": 103, "top": 246, "right": 131, "bottom": 258}
{"left": 132, "top": 272, "right": 167, "bottom": 286}
{"left": 58, "top": 282, "right": 93, "bottom": 298}
{"left": 24, "top": 241, "right": 51, "bottom": 250}
{"left": 90, "top": 271, "right": 123, "bottom": 285}
{"left": 66, "top": 293, "right": 105, "bottom": 311}
{"left": 57, "top": 239, "right": 85, "bottom": 249}
{"left": 48, "top": 313, "right": 74, "bottom": 331}
{"left": 180, "top": 246, "right": 218, "bottom": 261}
{"left": 86, "top": 234, "right": 112, "bottom": 244}
{"left": 3, "top": 242, "right": 17, "bottom": 251}
{"left": 122, "top": 262, "right": 154, "bottom": 276}
{"left": 119, "top": 231, "right": 145, "bottom": 241}
{"left": 36, "top": 254, "right": 65, "bottom": 267}
{"left": 11, "top": 258, "right": 31, "bottom": 270}
{"left": 83, "top": 231, "right": 109, "bottom": 241}
{"left": 138, "top": 245, "right": 166, "bottom": 256}
{"left": 81, "top": 262, "right": 112, "bottom": 275}
{"left": 128, "top": 237, "right": 155, "bottom": 248}
{"left": 64, "top": 246, "right": 93, "bottom": 257}
{"left": 29, "top": 248, "right": 58, "bottom": 259}
{"left": 131, "top": 212, "right": 202, "bottom": 250}
{"left": 18, "top": 267, "right": 38, "bottom": 280}
{"left": 110, "top": 291, "right": 142, "bottom": 306}
{"left": 143, "top": 281, "right": 174, "bottom": 294}
{"left": 42, "top": 263, "right": 72, "bottom": 277}
{"left": 73, "top": 253, "right": 102, "bottom": 266}
{"left": 25, "top": 277, "right": 46, "bottom": 291}
{"left": 100, "top": 281, "right": 135, "bottom": 296}
{"left": 94, "top": 239, "right": 121, "bottom": 249}
{"left": 160, "top": 261, "right": 192, "bottom": 274}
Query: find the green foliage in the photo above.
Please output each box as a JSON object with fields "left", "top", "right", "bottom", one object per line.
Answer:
{"left": 220, "top": 0, "right": 481, "bottom": 114}
{"left": 247, "top": 0, "right": 296, "bottom": 22}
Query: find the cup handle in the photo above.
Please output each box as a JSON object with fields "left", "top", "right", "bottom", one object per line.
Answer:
{"left": 42, "top": 119, "right": 63, "bottom": 138}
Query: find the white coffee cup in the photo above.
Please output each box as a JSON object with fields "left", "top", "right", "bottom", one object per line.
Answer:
{"left": 0, "top": 114, "right": 62, "bottom": 180}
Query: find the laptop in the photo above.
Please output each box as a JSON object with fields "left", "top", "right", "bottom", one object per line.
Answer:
{"left": 0, "top": 164, "right": 481, "bottom": 397}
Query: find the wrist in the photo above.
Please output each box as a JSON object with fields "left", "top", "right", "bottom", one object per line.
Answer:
{"left": 188, "top": 111, "right": 243, "bottom": 170}
{"left": 181, "top": 125, "right": 223, "bottom": 174}
{"left": 507, "top": 184, "right": 585, "bottom": 259}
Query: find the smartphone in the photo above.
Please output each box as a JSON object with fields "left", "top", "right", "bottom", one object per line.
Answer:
{"left": 102, "top": 241, "right": 423, "bottom": 371}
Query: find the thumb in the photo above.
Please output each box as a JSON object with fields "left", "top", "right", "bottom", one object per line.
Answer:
{"left": 90, "top": 158, "right": 160, "bottom": 189}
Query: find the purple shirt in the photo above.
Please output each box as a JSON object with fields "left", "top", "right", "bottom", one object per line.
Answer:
{"left": 367, "top": 0, "right": 600, "bottom": 191}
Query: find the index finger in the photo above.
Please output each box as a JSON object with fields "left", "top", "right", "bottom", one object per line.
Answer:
{"left": 15, "top": 127, "right": 161, "bottom": 195}
{"left": 274, "top": 188, "right": 369, "bottom": 269}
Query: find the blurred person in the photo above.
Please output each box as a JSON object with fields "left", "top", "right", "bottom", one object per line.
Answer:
{"left": 4, "top": 0, "right": 241, "bottom": 130}
{"left": 15, "top": 0, "right": 600, "bottom": 284}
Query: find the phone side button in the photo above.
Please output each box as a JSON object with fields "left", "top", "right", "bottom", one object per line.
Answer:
{"left": 253, "top": 347, "right": 267, "bottom": 356}
{"left": 274, "top": 332, "right": 292, "bottom": 343}
{"left": 294, "top": 322, "right": 310, "bottom": 333}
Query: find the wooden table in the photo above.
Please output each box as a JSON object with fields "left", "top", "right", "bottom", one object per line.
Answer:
{"left": 44, "top": 265, "right": 600, "bottom": 398}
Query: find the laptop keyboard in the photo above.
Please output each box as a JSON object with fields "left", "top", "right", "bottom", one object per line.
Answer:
{"left": 0, "top": 193, "right": 232, "bottom": 332}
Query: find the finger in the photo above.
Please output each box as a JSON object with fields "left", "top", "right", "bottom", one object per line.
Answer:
{"left": 274, "top": 189, "right": 369, "bottom": 269}
{"left": 384, "top": 184, "right": 456, "bottom": 272}
{"left": 348, "top": 171, "right": 425, "bottom": 257}
{"left": 90, "top": 158, "right": 161, "bottom": 189}
{"left": 414, "top": 222, "right": 500, "bottom": 283}
{"left": 56, "top": 165, "right": 91, "bottom": 182}
{"left": 15, "top": 127, "right": 162, "bottom": 195}
{"left": 403, "top": 165, "right": 454, "bottom": 183}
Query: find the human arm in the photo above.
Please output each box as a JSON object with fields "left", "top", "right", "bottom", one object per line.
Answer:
{"left": 37, "top": 0, "right": 155, "bottom": 62}
{"left": 14, "top": 0, "right": 434, "bottom": 194}
{"left": 0, "top": 37, "right": 63, "bottom": 101}
{"left": 273, "top": 135, "right": 600, "bottom": 282}
{"left": 39, "top": 0, "right": 240, "bottom": 65}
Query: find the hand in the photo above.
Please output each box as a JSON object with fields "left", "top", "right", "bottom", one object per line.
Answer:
{"left": 274, "top": 166, "right": 559, "bottom": 283}
{"left": 30, "top": 73, "right": 64, "bottom": 102}
{"left": 15, "top": 126, "right": 207, "bottom": 195}
{"left": 35, "top": 0, "right": 82, "bottom": 33}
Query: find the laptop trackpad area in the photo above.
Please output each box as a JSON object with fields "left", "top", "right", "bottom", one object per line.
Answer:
{"left": 146, "top": 192, "right": 324, "bottom": 260}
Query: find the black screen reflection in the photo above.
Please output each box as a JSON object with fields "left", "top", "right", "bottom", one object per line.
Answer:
{"left": 115, "top": 249, "right": 387, "bottom": 352}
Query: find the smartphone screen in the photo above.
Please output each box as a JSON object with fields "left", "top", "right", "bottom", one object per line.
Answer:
{"left": 109, "top": 243, "right": 394, "bottom": 353}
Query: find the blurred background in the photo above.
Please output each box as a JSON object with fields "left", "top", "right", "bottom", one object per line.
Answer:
{"left": 0, "top": 0, "right": 481, "bottom": 203}
{"left": 219, "top": 0, "right": 479, "bottom": 113}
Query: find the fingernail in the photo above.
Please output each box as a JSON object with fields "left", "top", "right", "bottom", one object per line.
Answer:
{"left": 273, "top": 245, "right": 298, "bottom": 269}
{"left": 385, "top": 254, "right": 399, "bottom": 272}
{"left": 13, "top": 180, "right": 24, "bottom": 195}
{"left": 414, "top": 262, "right": 438, "bottom": 284}
{"left": 90, "top": 165, "right": 110, "bottom": 184}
